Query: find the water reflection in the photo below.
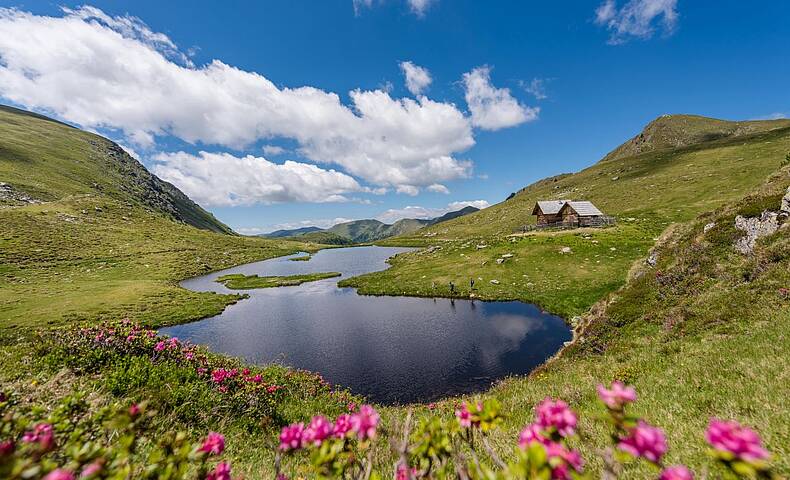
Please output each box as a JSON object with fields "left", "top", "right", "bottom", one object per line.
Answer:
{"left": 162, "top": 246, "right": 571, "bottom": 404}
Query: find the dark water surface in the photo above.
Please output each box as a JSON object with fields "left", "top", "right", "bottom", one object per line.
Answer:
{"left": 161, "top": 246, "right": 571, "bottom": 404}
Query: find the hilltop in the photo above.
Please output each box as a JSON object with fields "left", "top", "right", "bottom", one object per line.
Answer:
{"left": 0, "top": 105, "right": 233, "bottom": 234}
{"left": 262, "top": 205, "right": 480, "bottom": 243}
{"left": 346, "top": 114, "right": 790, "bottom": 316}
{"left": 0, "top": 105, "right": 318, "bottom": 329}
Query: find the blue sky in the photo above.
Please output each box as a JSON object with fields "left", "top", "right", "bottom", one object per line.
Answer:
{"left": 0, "top": 1, "right": 788, "bottom": 233}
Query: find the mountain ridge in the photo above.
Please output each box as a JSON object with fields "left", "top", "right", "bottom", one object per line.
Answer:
{"left": 0, "top": 104, "right": 233, "bottom": 234}
{"left": 261, "top": 206, "right": 480, "bottom": 243}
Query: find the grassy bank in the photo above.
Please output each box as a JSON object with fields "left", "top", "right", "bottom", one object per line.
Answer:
{"left": 347, "top": 121, "right": 790, "bottom": 318}
{"left": 2, "top": 107, "right": 789, "bottom": 476}
{"left": 217, "top": 272, "right": 341, "bottom": 289}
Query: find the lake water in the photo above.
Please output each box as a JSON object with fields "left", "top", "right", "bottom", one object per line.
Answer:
{"left": 160, "top": 246, "right": 571, "bottom": 404}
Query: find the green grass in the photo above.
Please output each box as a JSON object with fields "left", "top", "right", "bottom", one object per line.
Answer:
{"left": 2, "top": 107, "right": 789, "bottom": 475}
{"left": 356, "top": 119, "right": 790, "bottom": 318}
{"left": 289, "top": 254, "right": 311, "bottom": 261}
{"left": 217, "top": 271, "right": 341, "bottom": 289}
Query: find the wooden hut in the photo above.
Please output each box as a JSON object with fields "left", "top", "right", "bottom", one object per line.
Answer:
{"left": 531, "top": 200, "right": 570, "bottom": 226}
{"left": 558, "top": 201, "right": 606, "bottom": 227}
{"left": 531, "top": 200, "right": 611, "bottom": 228}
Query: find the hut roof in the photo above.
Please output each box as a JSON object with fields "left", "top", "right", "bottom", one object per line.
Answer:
{"left": 532, "top": 200, "right": 570, "bottom": 215}
{"left": 559, "top": 201, "right": 604, "bottom": 217}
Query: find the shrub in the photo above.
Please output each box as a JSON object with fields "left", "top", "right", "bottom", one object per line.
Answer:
{"left": 274, "top": 382, "right": 781, "bottom": 479}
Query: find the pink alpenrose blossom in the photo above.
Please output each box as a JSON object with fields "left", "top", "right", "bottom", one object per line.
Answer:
{"left": 455, "top": 402, "right": 474, "bottom": 428}
{"left": 351, "top": 405, "right": 380, "bottom": 440}
{"left": 519, "top": 423, "right": 550, "bottom": 448}
{"left": 43, "top": 469, "right": 75, "bottom": 480}
{"left": 79, "top": 462, "right": 104, "bottom": 478}
{"left": 199, "top": 432, "right": 225, "bottom": 455}
{"left": 660, "top": 465, "right": 694, "bottom": 480}
{"left": 705, "top": 419, "right": 770, "bottom": 463}
{"left": 596, "top": 381, "right": 637, "bottom": 410}
{"left": 22, "top": 423, "right": 55, "bottom": 451}
{"left": 618, "top": 421, "right": 668, "bottom": 464}
{"left": 205, "top": 462, "right": 232, "bottom": 480}
{"left": 333, "top": 414, "right": 353, "bottom": 438}
{"left": 302, "top": 416, "right": 333, "bottom": 446}
{"left": 535, "top": 398, "right": 578, "bottom": 437}
{"left": 279, "top": 423, "right": 304, "bottom": 451}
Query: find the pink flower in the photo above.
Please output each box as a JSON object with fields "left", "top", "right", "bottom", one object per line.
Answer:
{"left": 544, "top": 442, "right": 584, "bottom": 480}
{"left": 333, "top": 414, "right": 353, "bottom": 438}
{"left": 302, "top": 416, "right": 332, "bottom": 446}
{"left": 618, "top": 421, "right": 667, "bottom": 464}
{"left": 347, "top": 402, "right": 357, "bottom": 412}
{"left": 43, "top": 469, "right": 74, "bottom": 480}
{"left": 0, "top": 439, "right": 14, "bottom": 456}
{"left": 279, "top": 423, "right": 304, "bottom": 451}
{"left": 197, "top": 367, "right": 208, "bottom": 375}
{"left": 128, "top": 403, "right": 141, "bottom": 418}
{"left": 535, "top": 398, "right": 577, "bottom": 437}
{"left": 184, "top": 351, "right": 195, "bottom": 361}
{"left": 205, "top": 462, "right": 232, "bottom": 480}
{"left": 427, "top": 402, "right": 436, "bottom": 410}
{"left": 519, "top": 423, "right": 550, "bottom": 448}
{"left": 79, "top": 462, "right": 103, "bottom": 478}
{"left": 154, "top": 341, "right": 166, "bottom": 352}
{"left": 350, "top": 405, "right": 380, "bottom": 440}
{"left": 660, "top": 465, "right": 694, "bottom": 480}
{"left": 705, "top": 419, "right": 769, "bottom": 463}
{"left": 456, "top": 402, "right": 473, "bottom": 428}
{"left": 199, "top": 432, "right": 225, "bottom": 455}
{"left": 276, "top": 475, "right": 289, "bottom": 480}
{"left": 396, "top": 462, "right": 418, "bottom": 480}
{"left": 596, "top": 381, "right": 637, "bottom": 410}
{"left": 250, "top": 374, "right": 263, "bottom": 383}
{"left": 22, "top": 423, "right": 55, "bottom": 451}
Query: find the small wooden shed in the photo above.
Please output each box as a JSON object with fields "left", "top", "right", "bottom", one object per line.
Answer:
{"left": 531, "top": 200, "right": 570, "bottom": 226}
{"left": 531, "top": 200, "right": 610, "bottom": 228}
{"left": 559, "top": 201, "right": 606, "bottom": 226}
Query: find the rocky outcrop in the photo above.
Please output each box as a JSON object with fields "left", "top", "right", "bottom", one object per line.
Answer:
{"left": 781, "top": 186, "right": 790, "bottom": 214}
{"left": 734, "top": 211, "right": 779, "bottom": 255}
{"left": 0, "top": 182, "right": 40, "bottom": 205}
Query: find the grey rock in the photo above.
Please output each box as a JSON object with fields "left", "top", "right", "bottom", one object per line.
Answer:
{"left": 734, "top": 211, "right": 780, "bottom": 255}
{"left": 703, "top": 222, "right": 716, "bottom": 233}
{"left": 490, "top": 279, "right": 500, "bottom": 285}
{"left": 495, "top": 258, "right": 505, "bottom": 264}
{"left": 646, "top": 251, "right": 658, "bottom": 267}
{"left": 781, "top": 186, "right": 790, "bottom": 214}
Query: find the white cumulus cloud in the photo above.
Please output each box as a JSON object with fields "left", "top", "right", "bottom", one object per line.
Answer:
{"left": 426, "top": 183, "right": 449, "bottom": 194}
{"left": 0, "top": 6, "right": 474, "bottom": 194}
{"left": 462, "top": 66, "right": 539, "bottom": 131}
{"left": 399, "top": 61, "right": 432, "bottom": 96}
{"left": 376, "top": 199, "right": 489, "bottom": 224}
{"left": 151, "top": 151, "right": 365, "bottom": 207}
{"left": 595, "top": 0, "right": 678, "bottom": 44}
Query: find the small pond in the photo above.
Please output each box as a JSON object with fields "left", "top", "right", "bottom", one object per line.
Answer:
{"left": 160, "top": 246, "right": 572, "bottom": 404}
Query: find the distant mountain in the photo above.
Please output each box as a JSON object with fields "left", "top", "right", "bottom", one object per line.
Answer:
{"left": 264, "top": 226, "right": 323, "bottom": 238}
{"left": 426, "top": 205, "right": 480, "bottom": 225}
{"left": 261, "top": 206, "right": 480, "bottom": 243}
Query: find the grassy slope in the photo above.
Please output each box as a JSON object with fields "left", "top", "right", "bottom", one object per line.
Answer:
{"left": 0, "top": 108, "right": 788, "bottom": 475}
{"left": 217, "top": 272, "right": 341, "bottom": 289}
{"left": 0, "top": 106, "right": 323, "bottom": 333}
{"left": 344, "top": 116, "right": 790, "bottom": 318}
{"left": 440, "top": 168, "right": 789, "bottom": 474}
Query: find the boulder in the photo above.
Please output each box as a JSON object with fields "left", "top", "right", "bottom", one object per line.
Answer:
{"left": 703, "top": 222, "right": 716, "bottom": 233}
{"left": 734, "top": 211, "right": 780, "bottom": 255}
{"left": 782, "top": 186, "right": 790, "bottom": 214}
{"left": 560, "top": 246, "right": 572, "bottom": 254}
{"left": 490, "top": 279, "right": 500, "bottom": 285}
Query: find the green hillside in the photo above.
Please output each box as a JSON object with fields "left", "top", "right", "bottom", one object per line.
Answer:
{"left": 0, "top": 105, "right": 233, "bottom": 234}
{"left": 0, "top": 105, "right": 319, "bottom": 330}
{"left": 345, "top": 115, "right": 790, "bottom": 317}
